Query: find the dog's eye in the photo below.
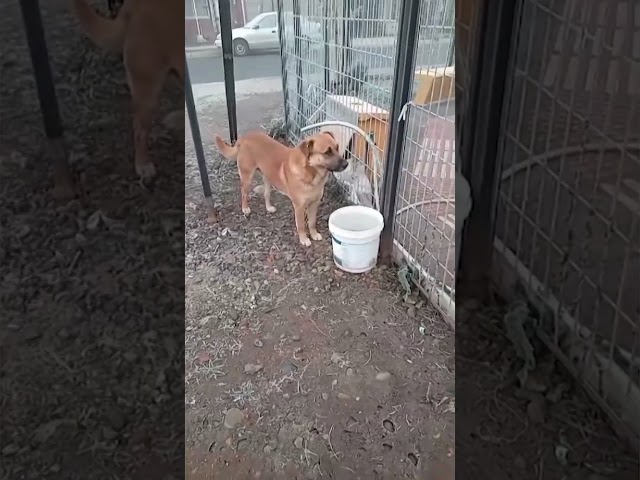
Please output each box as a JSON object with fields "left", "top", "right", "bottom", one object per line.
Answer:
{"left": 325, "top": 148, "right": 332, "bottom": 155}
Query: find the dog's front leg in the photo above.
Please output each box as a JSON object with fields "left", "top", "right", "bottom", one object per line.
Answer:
{"left": 125, "top": 45, "right": 164, "bottom": 182}
{"left": 293, "top": 202, "right": 311, "bottom": 246}
{"left": 307, "top": 200, "right": 322, "bottom": 241}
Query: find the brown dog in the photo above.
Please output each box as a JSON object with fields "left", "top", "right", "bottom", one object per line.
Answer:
{"left": 71, "top": 0, "right": 183, "bottom": 180}
{"left": 215, "top": 132, "right": 348, "bottom": 246}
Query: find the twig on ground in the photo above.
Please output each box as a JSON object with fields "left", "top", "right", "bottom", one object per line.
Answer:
{"left": 363, "top": 350, "right": 372, "bottom": 366}
{"left": 309, "top": 317, "right": 334, "bottom": 339}
{"left": 328, "top": 425, "right": 340, "bottom": 460}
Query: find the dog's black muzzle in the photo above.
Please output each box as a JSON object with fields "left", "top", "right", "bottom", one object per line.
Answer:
{"left": 330, "top": 158, "right": 349, "bottom": 172}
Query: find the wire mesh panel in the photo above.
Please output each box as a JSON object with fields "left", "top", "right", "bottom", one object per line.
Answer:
{"left": 393, "top": 0, "right": 455, "bottom": 318}
{"left": 278, "top": 0, "right": 456, "bottom": 323}
{"left": 279, "top": 0, "right": 402, "bottom": 209}
{"left": 494, "top": 0, "right": 640, "bottom": 438}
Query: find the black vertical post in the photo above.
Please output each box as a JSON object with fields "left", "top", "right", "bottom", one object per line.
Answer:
{"left": 218, "top": 0, "right": 238, "bottom": 143}
{"left": 19, "top": 0, "right": 73, "bottom": 197}
{"left": 292, "top": 0, "right": 303, "bottom": 135}
{"left": 378, "top": 0, "right": 421, "bottom": 262}
{"left": 20, "top": 0, "right": 63, "bottom": 141}
{"left": 458, "top": 0, "right": 516, "bottom": 296}
{"left": 185, "top": 54, "right": 218, "bottom": 223}
{"left": 276, "top": 0, "right": 290, "bottom": 133}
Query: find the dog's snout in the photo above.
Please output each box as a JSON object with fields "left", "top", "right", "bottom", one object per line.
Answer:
{"left": 334, "top": 158, "right": 349, "bottom": 172}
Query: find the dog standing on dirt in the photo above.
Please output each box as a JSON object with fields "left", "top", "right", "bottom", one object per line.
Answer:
{"left": 215, "top": 132, "right": 348, "bottom": 246}
{"left": 71, "top": 0, "right": 183, "bottom": 181}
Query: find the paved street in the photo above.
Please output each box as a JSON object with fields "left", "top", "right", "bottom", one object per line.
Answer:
{"left": 187, "top": 52, "right": 282, "bottom": 84}
{"left": 186, "top": 36, "right": 452, "bottom": 85}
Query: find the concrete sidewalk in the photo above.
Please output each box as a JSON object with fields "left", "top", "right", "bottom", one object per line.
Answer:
{"left": 192, "top": 76, "right": 283, "bottom": 105}
{"left": 186, "top": 44, "right": 221, "bottom": 59}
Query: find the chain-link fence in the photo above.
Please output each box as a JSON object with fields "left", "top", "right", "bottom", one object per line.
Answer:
{"left": 463, "top": 0, "right": 640, "bottom": 444}
{"left": 277, "top": 0, "right": 456, "bottom": 323}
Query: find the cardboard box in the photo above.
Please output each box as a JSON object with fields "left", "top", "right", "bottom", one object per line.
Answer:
{"left": 414, "top": 66, "right": 455, "bottom": 105}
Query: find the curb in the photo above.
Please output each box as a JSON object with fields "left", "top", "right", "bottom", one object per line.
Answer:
{"left": 186, "top": 47, "right": 221, "bottom": 59}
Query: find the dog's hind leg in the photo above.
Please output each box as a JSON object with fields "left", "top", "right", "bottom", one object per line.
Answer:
{"left": 263, "top": 177, "right": 276, "bottom": 213}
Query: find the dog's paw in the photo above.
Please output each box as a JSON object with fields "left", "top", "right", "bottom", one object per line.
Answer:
{"left": 242, "top": 207, "right": 251, "bottom": 216}
{"left": 266, "top": 205, "right": 276, "bottom": 213}
{"left": 299, "top": 236, "right": 312, "bottom": 247}
{"left": 136, "top": 161, "right": 157, "bottom": 181}
{"left": 310, "top": 232, "right": 322, "bottom": 241}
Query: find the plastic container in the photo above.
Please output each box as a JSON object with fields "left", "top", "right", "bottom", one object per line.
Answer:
{"left": 328, "top": 206, "right": 384, "bottom": 273}
{"left": 455, "top": 171, "right": 472, "bottom": 274}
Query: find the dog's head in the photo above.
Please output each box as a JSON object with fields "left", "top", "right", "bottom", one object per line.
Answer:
{"left": 298, "top": 131, "right": 349, "bottom": 172}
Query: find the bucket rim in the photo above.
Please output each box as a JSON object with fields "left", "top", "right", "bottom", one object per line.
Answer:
{"left": 328, "top": 205, "right": 384, "bottom": 240}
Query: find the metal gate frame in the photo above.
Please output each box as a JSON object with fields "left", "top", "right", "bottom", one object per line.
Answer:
{"left": 461, "top": 0, "right": 640, "bottom": 449}
{"left": 186, "top": 0, "right": 239, "bottom": 223}
{"left": 276, "top": 0, "right": 457, "bottom": 326}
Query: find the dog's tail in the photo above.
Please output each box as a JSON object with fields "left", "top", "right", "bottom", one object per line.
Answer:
{"left": 215, "top": 135, "right": 239, "bottom": 161}
{"left": 72, "top": 0, "right": 129, "bottom": 54}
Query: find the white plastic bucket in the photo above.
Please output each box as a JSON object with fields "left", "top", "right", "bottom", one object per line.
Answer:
{"left": 328, "top": 206, "right": 384, "bottom": 273}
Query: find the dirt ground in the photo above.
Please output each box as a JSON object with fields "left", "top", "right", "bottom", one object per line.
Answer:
{"left": 184, "top": 92, "right": 456, "bottom": 479}
{"left": 457, "top": 297, "right": 639, "bottom": 480}
{"left": 2, "top": 2, "right": 184, "bottom": 478}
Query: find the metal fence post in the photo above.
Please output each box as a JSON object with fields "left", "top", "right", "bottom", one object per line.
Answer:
{"left": 292, "top": 0, "right": 303, "bottom": 137}
{"left": 276, "top": 0, "right": 290, "bottom": 133}
{"left": 218, "top": 0, "right": 238, "bottom": 143}
{"left": 458, "top": 0, "right": 517, "bottom": 296}
{"left": 185, "top": 54, "right": 218, "bottom": 224}
{"left": 19, "top": 0, "right": 74, "bottom": 198}
{"left": 378, "top": 0, "right": 421, "bottom": 262}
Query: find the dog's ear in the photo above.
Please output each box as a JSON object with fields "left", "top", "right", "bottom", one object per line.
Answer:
{"left": 299, "top": 139, "right": 314, "bottom": 157}
{"left": 323, "top": 131, "right": 335, "bottom": 140}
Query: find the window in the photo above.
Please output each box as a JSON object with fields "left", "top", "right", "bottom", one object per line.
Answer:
{"left": 258, "top": 14, "right": 277, "bottom": 29}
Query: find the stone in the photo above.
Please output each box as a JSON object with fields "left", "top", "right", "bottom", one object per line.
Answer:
{"left": 223, "top": 408, "right": 245, "bottom": 429}
{"left": 376, "top": 372, "right": 392, "bottom": 381}
{"left": 294, "top": 436, "right": 304, "bottom": 449}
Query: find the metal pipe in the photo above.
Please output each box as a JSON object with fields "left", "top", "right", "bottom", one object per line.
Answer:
{"left": 218, "top": 0, "right": 238, "bottom": 143}
{"left": 185, "top": 54, "right": 218, "bottom": 223}
{"left": 458, "top": 0, "right": 517, "bottom": 295}
{"left": 276, "top": 0, "right": 290, "bottom": 134}
{"left": 19, "top": 0, "right": 73, "bottom": 196}
{"left": 292, "top": 0, "right": 303, "bottom": 137}
{"left": 378, "top": 0, "right": 421, "bottom": 263}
